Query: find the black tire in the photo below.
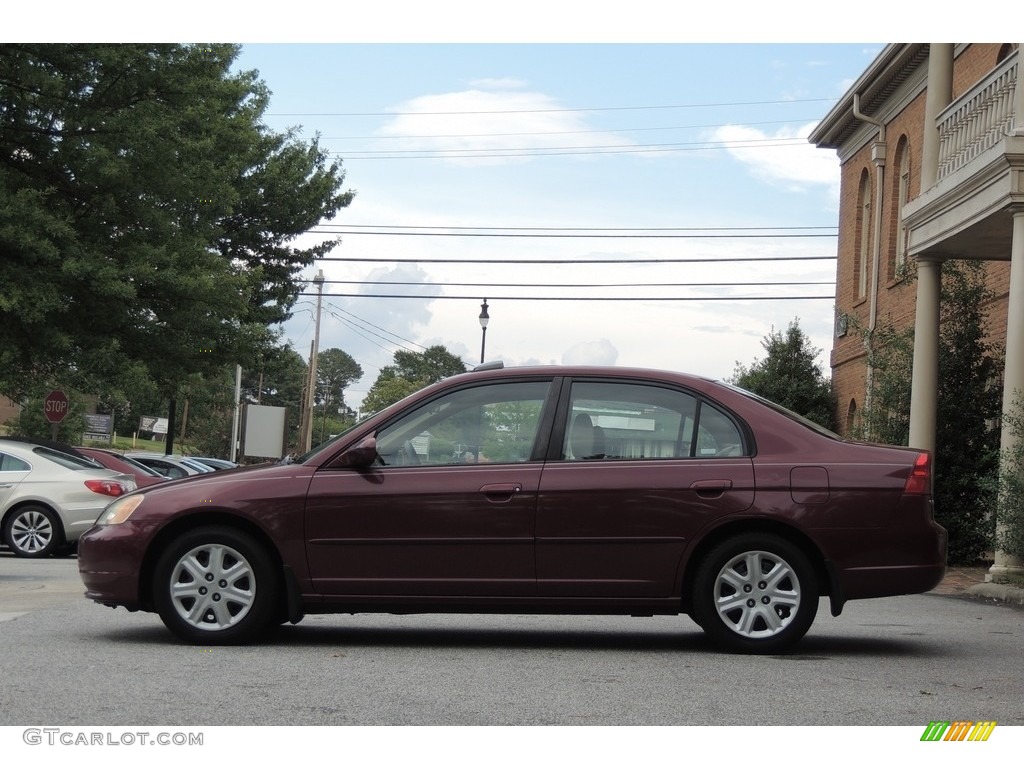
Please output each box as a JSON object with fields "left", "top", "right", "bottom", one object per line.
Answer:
{"left": 3, "top": 505, "right": 64, "bottom": 558}
{"left": 692, "top": 533, "right": 818, "bottom": 654}
{"left": 152, "top": 526, "right": 281, "bottom": 645}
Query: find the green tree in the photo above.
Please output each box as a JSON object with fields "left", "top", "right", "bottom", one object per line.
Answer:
{"left": 316, "top": 348, "right": 363, "bottom": 414}
{"left": 313, "top": 347, "right": 362, "bottom": 443}
{"left": 361, "top": 346, "right": 467, "bottom": 415}
{"left": 729, "top": 319, "right": 836, "bottom": 430}
{"left": 0, "top": 44, "right": 353, "bottom": 421}
{"left": 859, "top": 261, "right": 1001, "bottom": 564}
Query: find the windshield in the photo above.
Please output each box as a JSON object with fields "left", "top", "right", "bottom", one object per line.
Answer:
{"left": 287, "top": 415, "right": 372, "bottom": 465}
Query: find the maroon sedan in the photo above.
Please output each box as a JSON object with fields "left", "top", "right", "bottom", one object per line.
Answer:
{"left": 75, "top": 447, "right": 170, "bottom": 489}
{"left": 78, "top": 365, "right": 946, "bottom": 653}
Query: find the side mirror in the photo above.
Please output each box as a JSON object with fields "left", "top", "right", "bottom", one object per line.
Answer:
{"left": 328, "top": 436, "right": 379, "bottom": 469}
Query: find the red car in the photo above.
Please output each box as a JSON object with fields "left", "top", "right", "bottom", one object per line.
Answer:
{"left": 75, "top": 447, "right": 170, "bottom": 489}
{"left": 78, "top": 365, "right": 946, "bottom": 653}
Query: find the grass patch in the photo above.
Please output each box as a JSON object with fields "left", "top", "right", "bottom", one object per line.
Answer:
{"left": 82, "top": 436, "right": 197, "bottom": 453}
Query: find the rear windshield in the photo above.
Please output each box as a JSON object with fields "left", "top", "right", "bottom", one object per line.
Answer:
{"left": 34, "top": 445, "right": 105, "bottom": 471}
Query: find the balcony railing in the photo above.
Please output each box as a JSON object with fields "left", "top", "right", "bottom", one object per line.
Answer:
{"left": 936, "top": 52, "right": 1018, "bottom": 181}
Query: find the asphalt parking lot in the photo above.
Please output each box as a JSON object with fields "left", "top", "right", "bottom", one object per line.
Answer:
{"left": 2, "top": 549, "right": 1023, "bottom": 727}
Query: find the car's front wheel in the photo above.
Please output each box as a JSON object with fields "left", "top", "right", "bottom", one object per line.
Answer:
{"left": 153, "top": 526, "right": 280, "bottom": 645}
{"left": 3, "top": 505, "right": 64, "bottom": 558}
{"left": 692, "top": 533, "right": 818, "bottom": 654}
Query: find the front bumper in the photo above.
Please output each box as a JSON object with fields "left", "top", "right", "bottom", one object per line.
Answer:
{"left": 77, "top": 522, "right": 155, "bottom": 610}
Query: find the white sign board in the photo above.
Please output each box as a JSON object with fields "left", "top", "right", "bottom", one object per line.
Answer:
{"left": 241, "top": 404, "right": 288, "bottom": 459}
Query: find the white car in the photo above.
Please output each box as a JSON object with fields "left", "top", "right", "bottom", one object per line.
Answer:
{"left": 0, "top": 441, "right": 137, "bottom": 558}
{"left": 124, "top": 453, "right": 214, "bottom": 480}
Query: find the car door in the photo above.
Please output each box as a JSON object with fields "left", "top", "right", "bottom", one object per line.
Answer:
{"left": 536, "top": 378, "right": 755, "bottom": 598}
{"left": 304, "top": 378, "right": 557, "bottom": 597}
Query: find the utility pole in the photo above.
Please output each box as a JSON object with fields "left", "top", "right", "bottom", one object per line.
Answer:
{"left": 299, "top": 269, "right": 326, "bottom": 453}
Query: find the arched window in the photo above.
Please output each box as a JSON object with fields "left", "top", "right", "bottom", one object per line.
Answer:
{"left": 846, "top": 398, "right": 860, "bottom": 436}
{"left": 997, "top": 43, "right": 1018, "bottom": 63}
{"left": 892, "top": 136, "right": 911, "bottom": 279}
{"left": 855, "top": 169, "right": 872, "bottom": 299}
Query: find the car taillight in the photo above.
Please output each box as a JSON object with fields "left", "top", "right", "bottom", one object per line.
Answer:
{"left": 903, "top": 452, "right": 931, "bottom": 495}
{"left": 84, "top": 479, "right": 128, "bottom": 497}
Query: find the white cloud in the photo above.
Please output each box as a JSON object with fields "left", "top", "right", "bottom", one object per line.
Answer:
{"left": 375, "top": 87, "right": 635, "bottom": 166}
{"left": 709, "top": 121, "right": 840, "bottom": 200}
{"left": 561, "top": 339, "right": 619, "bottom": 365}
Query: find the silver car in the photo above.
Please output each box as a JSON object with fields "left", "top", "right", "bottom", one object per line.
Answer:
{"left": 0, "top": 441, "right": 137, "bottom": 557}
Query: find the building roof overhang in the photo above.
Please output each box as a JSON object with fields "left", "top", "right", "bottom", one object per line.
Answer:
{"left": 809, "top": 43, "right": 930, "bottom": 150}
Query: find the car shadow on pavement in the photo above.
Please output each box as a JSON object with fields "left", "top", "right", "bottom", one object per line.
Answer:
{"left": 90, "top": 620, "right": 946, "bottom": 658}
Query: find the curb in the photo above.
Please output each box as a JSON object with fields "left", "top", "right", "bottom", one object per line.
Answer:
{"left": 964, "top": 583, "right": 1024, "bottom": 607}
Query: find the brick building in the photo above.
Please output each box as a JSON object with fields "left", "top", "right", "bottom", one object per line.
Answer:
{"left": 811, "top": 43, "right": 1023, "bottom": 578}
{"left": 0, "top": 397, "right": 21, "bottom": 433}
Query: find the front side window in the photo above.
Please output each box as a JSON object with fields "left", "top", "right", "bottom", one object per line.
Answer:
{"left": 376, "top": 380, "right": 550, "bottom": 466}
{"left": 561, "top": 381, "right": 745, "bottom": 460}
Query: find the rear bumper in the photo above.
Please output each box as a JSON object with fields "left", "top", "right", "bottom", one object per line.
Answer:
{"left": 815, "top": 516, "right": 947, "bottom": 611}
{"left": 839, "top": 562, "right": 947, "bottom": 601}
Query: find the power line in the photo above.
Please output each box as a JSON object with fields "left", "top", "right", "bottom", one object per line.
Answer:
{"left": 326, "top": 225, "right": 837, "bottom": 232}
{"left": 299, "top": 293, "right": 835, "bottom": 301}
{"left": 312, "top": 228, "right": 836, "bottom": 239}
{"left": 336, "top": 137, "right": 807, "bottom": 156}
{"left": 323, "top": 302, "right": 428, "bottom": 352}
{"left": 324, "top": 309, "right": 411, "bottom": 358}
{"left": 315, "top": 255, "right": 836, "bottom": 264}
{"left": 266, "top": 97, "right": 835, "bottom": 118}
{"left": 321, "top": 279, "right": 835, "bottom": 289}
{"left": 333, "top": 140, "right": 808, "bottom": 160}
{"left": 318, "top": 118, "right": 822, "bottom": 141}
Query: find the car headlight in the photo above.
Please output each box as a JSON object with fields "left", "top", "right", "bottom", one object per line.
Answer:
{"left": 96, "top": 495, "right": 145, "bottom": 525}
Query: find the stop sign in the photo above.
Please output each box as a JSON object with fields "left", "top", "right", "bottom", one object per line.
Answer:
{"left": 43, "top": 389, "right": 70, "bottom": 424}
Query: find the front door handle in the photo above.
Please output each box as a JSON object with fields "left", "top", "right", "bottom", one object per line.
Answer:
{"left": 480, "top": 483, "right": 522, "bottom": 503}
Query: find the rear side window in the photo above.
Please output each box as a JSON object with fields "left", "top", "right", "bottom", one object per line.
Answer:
{"left": 561, "top": 381, "right": 745, "bottom": 460}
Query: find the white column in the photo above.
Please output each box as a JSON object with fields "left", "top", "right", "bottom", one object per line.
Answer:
{"left": 922, "top": 43, "right": 954, "bottom": 189}
{"left": 990, "top": 208, "right": 1024, "bottom": 580}
{"left": 908, "top": 257, "right": 942, "bottom": 453}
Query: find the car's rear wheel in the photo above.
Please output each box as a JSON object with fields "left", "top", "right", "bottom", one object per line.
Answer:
{"left": 3, "top": 505, "right": 64, "bottom": 558}
{"left": 692, "top": 533, "right": 818, "bottom": 654}
{"left": 153, "top": 526, "right": 280, "bottom": 645}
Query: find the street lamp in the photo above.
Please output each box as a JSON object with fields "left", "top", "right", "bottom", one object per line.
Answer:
{"left": 478, "top": 299, "right": 490, "bottom": 364}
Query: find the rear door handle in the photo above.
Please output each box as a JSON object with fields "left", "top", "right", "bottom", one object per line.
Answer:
{"left": 689, "top": 479, "right": 733, "bottom": 498}
{"left": 480, "top": 483, "right": 523, "bottom": 503}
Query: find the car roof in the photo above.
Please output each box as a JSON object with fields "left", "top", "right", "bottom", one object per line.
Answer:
{"left": 0, "top": 436, "right": 97, "bottom": 461}
{"left": 0, "top": 439, "right": 118, "bottom": 472}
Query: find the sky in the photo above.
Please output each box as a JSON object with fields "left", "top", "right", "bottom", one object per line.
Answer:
{"left": 14, "top": 1, "right": 986, "bottom": 413}
{"left": 230, "top": 40, "right": 874, "bottom": 410}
